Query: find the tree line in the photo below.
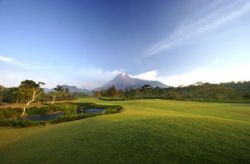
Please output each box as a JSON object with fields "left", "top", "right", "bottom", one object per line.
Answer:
{"left": 94, "top": 81, "right": 250, "bottom": 103}
{"left": 0, "top": 80, "right": 88, "bottom": 116}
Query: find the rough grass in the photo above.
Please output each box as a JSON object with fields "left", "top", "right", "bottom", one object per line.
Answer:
{"left": 0, "top": 98, "right": 250, "bottom": 163}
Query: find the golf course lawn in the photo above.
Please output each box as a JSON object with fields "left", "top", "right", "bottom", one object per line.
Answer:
{"left": 0, "top": 98, "right": 250, "bottom": 163}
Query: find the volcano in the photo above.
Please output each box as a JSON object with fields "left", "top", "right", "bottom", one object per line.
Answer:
{"left": 95, "top": 73, "right": 168, "bottom": 90}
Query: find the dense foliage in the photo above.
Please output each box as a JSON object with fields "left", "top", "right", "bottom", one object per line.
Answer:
{"left": 95, "top": 81, "right": 250, "bottom": 102}
{"left": 0, "top": 80, "right": 88, "bottom": 104}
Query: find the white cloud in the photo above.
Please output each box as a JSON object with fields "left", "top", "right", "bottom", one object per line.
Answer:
{"left": 0, "top": 55, "right": 33, "bottom": 69}
{"left": 0, "top": 56, "right": 14, "bottom": 62}
{"left": 132, "top": 70, "right": 158, "bottom": 80}
{"left": 146, "top": 0, "right": 250, "bottom": 57}
{"left": 134, "top": 62, "right": 250, "bottom": 87}
{"left": 168, "top": 63, "right": 250, "bottom": 86}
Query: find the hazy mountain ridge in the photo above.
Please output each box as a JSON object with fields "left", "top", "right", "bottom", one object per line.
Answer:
{"left": 44, "top": 85, "right": 90, "bottom": 94}
{"left": 95, "top": 73, "right": 168, "bottom": 90}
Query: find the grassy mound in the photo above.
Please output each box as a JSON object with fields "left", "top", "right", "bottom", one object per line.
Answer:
{"left": 0, "top": 98, "right": 249, "bottom": 163}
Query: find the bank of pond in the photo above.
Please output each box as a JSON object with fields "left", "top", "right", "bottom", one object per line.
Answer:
{"left": 0, "top": 102, "right": 123, "bottom": 127}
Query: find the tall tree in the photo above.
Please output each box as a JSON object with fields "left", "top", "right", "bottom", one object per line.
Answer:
{"left": 106, "top": 86, "right": 121, "bottom": 97}
{"left": 19, "top": 80, "right": 45, "bottom": 117}
{"left": 63, "top": 88, "right": 70, "bottom": 100}
{"left": 0, "top": 85, "right": 4, "bottom": 103}
{"left": 142, "top": 84, "right": 152, "bottom": 97}
{"left": 51, "top": 85, "right": 64, "bottom": 104}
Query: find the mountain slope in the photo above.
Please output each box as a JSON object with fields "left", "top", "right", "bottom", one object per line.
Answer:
{"left": 96, "top": 73, "right": 168, "bottom": 90}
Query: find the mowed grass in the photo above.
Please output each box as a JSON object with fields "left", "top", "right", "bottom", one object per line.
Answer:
{"left": 0, "top": 98, "right": 250, "bottom": 164}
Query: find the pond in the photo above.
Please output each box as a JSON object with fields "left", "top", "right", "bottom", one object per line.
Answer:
{"left": 24, "top": 108, "right": 106, "bottom": 121}
{"left": 25, "top": 111, "right": 64, "bottom": 121}
{"left": 77, "top": 108, "right": 106, "bottom": 114}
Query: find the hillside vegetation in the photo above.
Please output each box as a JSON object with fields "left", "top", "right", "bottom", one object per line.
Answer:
{"left": 95, "top": 81, "right": 250, "bottom": 103}
{"left": 0, "top": 98, "right": 250, "bottom": 163}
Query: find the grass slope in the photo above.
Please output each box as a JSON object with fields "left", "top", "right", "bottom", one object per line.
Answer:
{"left": 0, "top": 98, "right": 250, "bottom": 163}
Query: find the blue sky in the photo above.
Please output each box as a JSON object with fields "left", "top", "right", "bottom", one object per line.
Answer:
{"left": 1, "top": 0, "right": 250, "bottom": 89}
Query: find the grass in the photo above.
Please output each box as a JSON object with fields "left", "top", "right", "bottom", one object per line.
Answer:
{"left": 0, "top": 98, "right": 250, "bottom": 163}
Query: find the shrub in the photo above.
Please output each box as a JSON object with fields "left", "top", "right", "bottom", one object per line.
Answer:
{"left": 0, "top": 108, "right": 22, "bottom": 120}
{"left": 105, "top": 105, "right": 123, "bottom": 113}
{"left": 27, "top": 107, "right": 50, "bottom": 115}
{"left": 50, "top": 114, "right": 97, "bottom": 124}
{"left": 0, "top": 119, "right": 45, "bottom": 127}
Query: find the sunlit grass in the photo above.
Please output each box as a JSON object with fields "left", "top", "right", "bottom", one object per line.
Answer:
{"left": 0, "top": 98, "right": 250, "bottom": 163}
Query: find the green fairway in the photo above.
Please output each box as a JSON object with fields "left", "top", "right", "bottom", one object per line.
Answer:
{"left": 0, "top": 98, "right": 250, "bottom": 163}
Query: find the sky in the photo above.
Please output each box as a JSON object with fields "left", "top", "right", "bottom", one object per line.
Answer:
{"left": 1, "top": 0, "right": 250, "bottom": 89}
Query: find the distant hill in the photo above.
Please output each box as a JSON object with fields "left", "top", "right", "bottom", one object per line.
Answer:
{"left": 95, "top": 73, "right": 168, "bottom": 90}
{"left": 62, "top": 85, "right": 90, "bottom": 93}
{"left": 44, "top": 85, "right": 90, "bottom": 94}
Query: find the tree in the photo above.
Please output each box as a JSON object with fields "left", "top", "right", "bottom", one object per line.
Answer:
{"left": 63, "top": 88, "right": 70, "bottom": 100}
{"left": 142, "top": 84, "right": 152, "bottom": 97}
{"left": 2, "top": 87, "right": 24, "bottom": 103}
{"left": 94, "top": 91, "right": 101, "bottom": 97}
{"left": 51, "top": 85, "right": 63, "bottom": 104}
{"left": 195, "top": 82, "right": 203, "bottom": 86}
{"left": 106, "top": 86, "right": 121, "bottom": 97}
{"left": 19, "top": 80, "right": 45, "bottom": 117}
{"left": 142, "top": 84, "right": 152, "bottom": 89}
{"left": 0, "top": 85, "right": 4, "bottom": 104}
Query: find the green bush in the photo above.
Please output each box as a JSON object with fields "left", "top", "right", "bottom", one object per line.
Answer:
{"left": 50, "top": 114, "right": 97, "bottom": 124}
{"left": 26, "top": 103, "right": 77, "bottom": 115}
{"left": 27, "top": 107, "right": 50, "bottom": 115}
{"left": 106, "top": 105, "right": 123, "bottom": 114}
{"left": 0, "top": 108, "right": 22, "bottom": 120}
{"left": 0, "top": 119, "right": 45, "bottom": 127}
